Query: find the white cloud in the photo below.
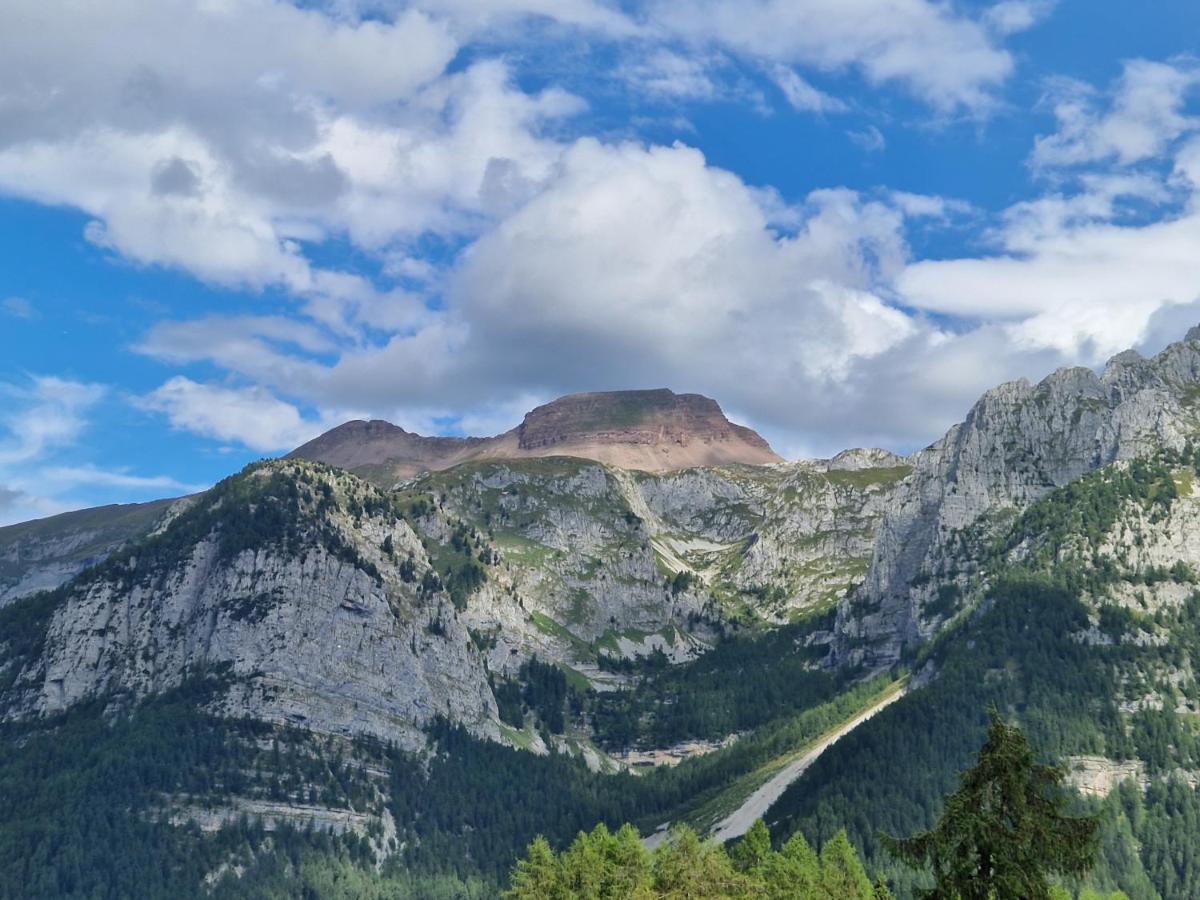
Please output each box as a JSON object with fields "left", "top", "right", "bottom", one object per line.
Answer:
{"left": 0, "top": 2, "right": 580, "bottom": 312}
{"left": 1032, "top": 59, "right": 1200, "bottom": 169}
{"left": 619, "top": 50, "right": 723, "bottom": 101}
{"left": 892, "top": 59, "right": 1200, "bottom": 364}
{"left": 768, "top": 65, "right": 846, "bottom": 113}
{"left": 0, "top": 376, "right": 201, "bottom": 525}
{"left": 39, "top": 465, "right": 207, "bottom": 495}
{"left": 647, "top": 0, "right": 1015, "bottom": 112}
{"left": 138, "top": 377, "right": 337, "bottom": 452}
{"left": 0, "top": 377, "right": 106, "bottom": 467}
{"left": 139, "top": 139, "right": 967, "bottom": 451}
{"left": 18, "top": 0, "right": 1195, "bottom": 471}
{"left": 0, "top": 0, "right": 1030, "bottom": 316}
{"left": 848, "top": 125, "right": 886, "bottom": 153}
{"left": 887, "top": 190, "right": 970, "bottom": 219}
{"left": 895, "top": 178, "right": 1200, "bottom": 365}
{"left": 984, "top": 1, "right": 1054, "bottom": 36}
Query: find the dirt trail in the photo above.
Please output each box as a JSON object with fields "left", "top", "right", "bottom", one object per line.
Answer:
{"left": 708, "top": 686, "right": 906, "bottom": 843}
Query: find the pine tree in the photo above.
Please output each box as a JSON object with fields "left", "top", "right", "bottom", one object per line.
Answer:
{"left": 760, "top": 831, "right": 822, "bottom": 899}
{"left": 884, "top": 712, "right": 1100, "bottom": 900}
{"left": 505, "top": 836, "right": 562, "bottom": 899}
{"left": 820, "top": 829, "right": 875, "bottom": 899}
{"left": 651, "top": 825, "right": 754, "bottom": 899}
{"left": 730, "top": 819, "right": 773, "bottom": 874}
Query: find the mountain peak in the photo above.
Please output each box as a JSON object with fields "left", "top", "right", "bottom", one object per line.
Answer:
{"left": 291, "top": 389, "right": 781, "bottom": 480}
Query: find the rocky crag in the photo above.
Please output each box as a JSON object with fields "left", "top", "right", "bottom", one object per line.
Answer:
{"left": 290, "top": 388, "right": 782, "bottom": 480}
{"left": 8, "top": 330, "right": 1200, "bottom": 757}
{"left": 835, "top": 330, "right": 1200, "bottom": 668}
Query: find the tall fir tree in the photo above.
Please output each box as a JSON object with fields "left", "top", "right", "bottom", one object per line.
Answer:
{"left": 885, "top": 712, "right": 1099, "bottom": 899}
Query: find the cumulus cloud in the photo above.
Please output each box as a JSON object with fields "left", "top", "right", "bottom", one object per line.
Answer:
{"left": 0, "top": 2, "right": 581, "bottom": 312}
{"left": 24, "top": 0, "right": 1200, "bottom": 472}
{"left": 1032, "top": 59, "right": 1200, "bottom": 169}
{"left": 0, "top": 0, "right": 1028, "bottom": 317}
{"left": 136, "top": 140, "right": 977, "bottom": 452}
{"left": 138, "top": 377, "right": 340, "bottom": 452}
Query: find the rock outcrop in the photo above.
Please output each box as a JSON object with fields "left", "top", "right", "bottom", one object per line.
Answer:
{"left": 1, "top": 463, "right": 498, "bottom": 749}
{"left": 835, "top": 334, "right": 1200, "bottom": 668}
{"left": 290, "top": 389, "right": 782, "bottom": 480}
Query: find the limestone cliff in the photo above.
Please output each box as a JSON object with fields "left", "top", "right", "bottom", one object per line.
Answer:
{"left": 1, "top": 462, "right": 498, "bottom": 749}
{"left": 835, "top": 334, "right": 1200, "bottom": 668}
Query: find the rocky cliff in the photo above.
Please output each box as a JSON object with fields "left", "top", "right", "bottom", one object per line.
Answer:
{"left": 834, "top": 332, "right": 1200, "bottom": 668}
{"left": 290, "top": 388, "right": 782, "bottom": 480}
{"left": 10, "top": 330, "right": 1200, "bottom": 757}
{"left": 0, "top": 462, "right": 498, "bottom": 749}
{"left": 0, "top": 451, "right": 911, "bottom": 754}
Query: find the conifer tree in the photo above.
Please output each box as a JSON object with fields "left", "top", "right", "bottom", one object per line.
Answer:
{"left": 730, "top": 819, "right": 773, "bottom": 874}
{"left": 884, "top": 712, "right": 1099, "bottom": 900}
{"left": 820, "top": 829, "right": 875, "bottom": 899}
{"left": 506, "top": 835, "right": 562, "bottom": 899}
{"left": 760, "top": 831, "right": 822, "bottom": 899}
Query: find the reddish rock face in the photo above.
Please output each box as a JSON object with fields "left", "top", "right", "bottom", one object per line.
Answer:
{"left": 515, "top": 390, "right": 776, "bottom": 452}
{"left": 290, "top": 389, "right": 782, "bottom": 479}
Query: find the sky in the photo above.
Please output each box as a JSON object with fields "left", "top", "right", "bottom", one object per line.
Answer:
{"left": 4, "top": 0, "right": 1200, "bottom": 525}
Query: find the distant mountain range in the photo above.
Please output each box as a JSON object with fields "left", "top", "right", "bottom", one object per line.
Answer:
{"left": 6, "top": 332, "right": 1200, "bottom": 897}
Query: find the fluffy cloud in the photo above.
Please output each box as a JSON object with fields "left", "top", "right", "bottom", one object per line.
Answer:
{"left": 138, "top": 377, "right": 339, "bottom": 452}
{"left": 130, "top": 50, "right": 1200, "bottom": 459}
{"left": 22, "top": 0, "right": 1200, "bottom": 473}
{"left": 0, "top": 2, "right": 581, "bottom": 309}
{"left": 0, "top": 0, "right": 1030, "bottom": 312}
{"left": 1032, "top": 59, "right": 1200, "bottom": 168}
{"left": 138, "top": 140, "right": 967, "bottom": 451}
{"left": 647, "top": 0, "right": 1017, "bottom": 112}
{"left": 899, "top": 58, "right": 1200, "bottom": 362}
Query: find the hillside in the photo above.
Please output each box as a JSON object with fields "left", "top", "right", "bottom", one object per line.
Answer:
{"left": 6, "top": 332, "right": 1200, "bottom": 896}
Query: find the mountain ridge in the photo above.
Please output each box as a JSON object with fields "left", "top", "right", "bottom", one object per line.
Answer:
{"left": 9, "top": 330, "right": 1200, "bottom": 896}
{"left": 289, "top": 388, "right": 783, "bottom": 480}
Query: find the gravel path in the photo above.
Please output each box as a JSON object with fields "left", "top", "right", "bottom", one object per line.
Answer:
{"left": 709, "top": 686, "right": 906, "bottom": 843}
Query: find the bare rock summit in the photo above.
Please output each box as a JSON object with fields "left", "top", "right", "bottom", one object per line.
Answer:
{"left": 291, "top": 389, "right": 782, "bottom": 481}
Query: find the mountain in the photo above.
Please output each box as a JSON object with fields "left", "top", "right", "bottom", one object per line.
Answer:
{"left": 835, "top": 334, "right": 1200, "bottom": 670}
{"left": 8, "top": 334, "right": 1200, "bottom": 896}
{"left": 290, "top": 388, "right": 783, "bottom": 480}
{"left": 0, "top": 498, "right": 176, "bottom": 604}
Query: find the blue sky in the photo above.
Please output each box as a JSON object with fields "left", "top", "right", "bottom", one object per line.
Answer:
{"left": 4, "top": 0, "right": 1200, "bottom": 524}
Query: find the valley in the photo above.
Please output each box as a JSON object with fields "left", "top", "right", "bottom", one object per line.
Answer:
{"left": 6, "top": 337, "right": 1200, "bottom": 896}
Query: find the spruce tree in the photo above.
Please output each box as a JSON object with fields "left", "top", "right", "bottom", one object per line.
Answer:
{"left": 884, "top": 712, "right": 1099, "bottom": 899}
